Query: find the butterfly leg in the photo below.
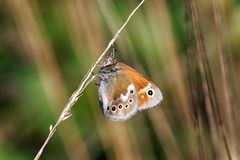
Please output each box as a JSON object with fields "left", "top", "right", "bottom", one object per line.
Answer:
{"left": 111, "top": 43, "right": 117, "bottom": 56}
{"left": 91, "top": 71, "right": 96, "bottom": 76}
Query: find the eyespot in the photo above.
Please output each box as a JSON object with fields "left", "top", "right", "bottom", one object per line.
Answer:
{"left": 118, "top": 104, "right": 123, "bottom": 109}
{"left": 128, "top": 98, "right": 133, "bottom": 103}
{"left": 112, "top": 106, "right": 116, "bottom": 111}
{"left": 130, "top": 90, "right": 134, "bottom": 94}
{"left": 107, "top": 106, "right": 110, "bottom": 110}
{"left": 147, "top": 89, "right": 154, "bottom": 97}
{"left": 125, "top": 104, "right": 129, "bottom": 108}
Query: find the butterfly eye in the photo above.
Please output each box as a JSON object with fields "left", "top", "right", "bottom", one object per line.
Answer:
{"left": 147, "top": 89, "right": 154, "bottom": 97}
{"left": 128, "top": 98, "right": 133, "bottom": 103}
{"left": 130, "top": 90, "right": 134, "bottom": 94}
{"left": 112, "top": 106, "right": 116, "bottom": 111}
{"left": 125, "top": 104, "right": 129, "bottom": 108}
{"left": 118, "top": 104, "right": 123, "bottom": 109}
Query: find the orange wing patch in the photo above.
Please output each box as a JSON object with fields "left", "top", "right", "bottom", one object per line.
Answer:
{"left": 121, "top": 63, "right": 149, "bottom": 90}
{"left": 138, "top": 92, "right": 149, "bottom": 110}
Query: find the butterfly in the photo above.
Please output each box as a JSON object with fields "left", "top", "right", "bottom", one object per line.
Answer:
{"left": 98, "top": 53, "right": 163, "bottom": 121}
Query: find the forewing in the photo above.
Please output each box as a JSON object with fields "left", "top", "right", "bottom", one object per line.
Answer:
{"left": 121, "top": 63, "right": 163, "bottom": 111}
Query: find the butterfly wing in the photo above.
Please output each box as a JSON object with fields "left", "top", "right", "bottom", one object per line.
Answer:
{"left": 121, "top": 63, "right": 163, "bottom": 111}
{"left": 98, "top": 70, "right": 138, "bottom": 121}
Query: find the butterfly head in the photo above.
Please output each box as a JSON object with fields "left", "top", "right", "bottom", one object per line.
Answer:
{"left": 98, "top": 52, "right": 118, "bottom": 81}
{"left": 102, "top": 52, "right": 116, "bottom": 67}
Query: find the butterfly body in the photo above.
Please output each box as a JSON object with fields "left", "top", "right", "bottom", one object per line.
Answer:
{"left": 98, "top": 55, "right": 162, "bottom": 121}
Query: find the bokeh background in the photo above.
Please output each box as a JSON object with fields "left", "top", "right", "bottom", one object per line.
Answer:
{"left": 1, "top": 0, "right": 240, "bottom": 159}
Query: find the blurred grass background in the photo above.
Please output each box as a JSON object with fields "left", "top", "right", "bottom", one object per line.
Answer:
{"left": 0, "top": 0, "right": 240, "bottom": 159}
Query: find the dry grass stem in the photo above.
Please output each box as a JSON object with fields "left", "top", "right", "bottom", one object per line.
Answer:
{"left": 186, "top": 0, "right": 232, "bottom": 159}
{"left": 34, "top": 0, "right": 145, "bottom": 159}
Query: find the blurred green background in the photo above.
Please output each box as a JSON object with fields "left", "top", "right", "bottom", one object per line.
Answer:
{"left": 1, "top": 0, "right": 240, "bottom": 159}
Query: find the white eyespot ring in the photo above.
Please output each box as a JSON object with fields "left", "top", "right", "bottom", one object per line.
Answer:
{"left": 128, "top": 98, "right": 133, "bottom": 104}
{"left": 147, "top": 89, "right": 154, "bottom": 97}
{"left": 118, "top": 104, "right": 123, "bottom": 110}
